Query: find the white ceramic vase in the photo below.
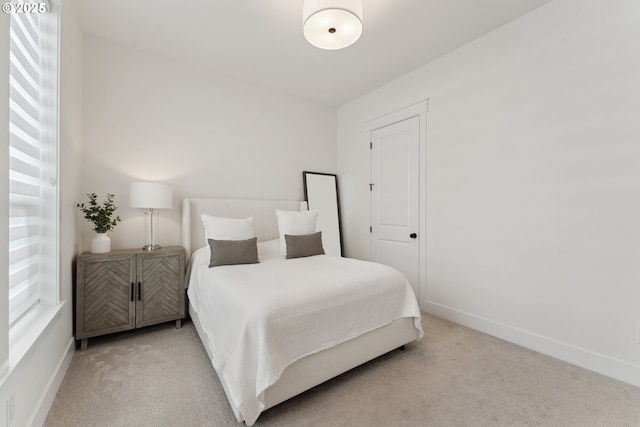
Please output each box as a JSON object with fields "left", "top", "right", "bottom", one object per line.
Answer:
{"left": 91, "top": 232, "right": 111, "bottom": 254}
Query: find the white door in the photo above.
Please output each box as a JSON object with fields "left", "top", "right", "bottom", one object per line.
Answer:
{"left": 370, "top": 116, "right": 420, "bottom": 298}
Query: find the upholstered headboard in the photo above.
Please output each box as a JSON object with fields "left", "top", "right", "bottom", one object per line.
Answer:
{"left": 182, "top": 198, "right": 306, "bottom": 259}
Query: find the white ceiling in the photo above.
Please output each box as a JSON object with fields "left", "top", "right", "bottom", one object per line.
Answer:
{"left": 74, "top": 0, "right": 552, "bottom": 107}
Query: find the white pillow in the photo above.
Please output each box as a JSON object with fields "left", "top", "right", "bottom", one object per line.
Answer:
{"left": 200, "top": 214, "right": 255, "bottom": 246}
{"left": 257, "top": 239, "right": 281, "bottom": 261}
{"left": 276, "top": 209, "right": 318, "bottom": 256}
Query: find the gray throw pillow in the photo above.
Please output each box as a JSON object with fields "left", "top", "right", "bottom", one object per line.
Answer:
{"left": 208, "top": 237, "right": 259, "bottom": 267}
{"left": 285, "top": 231, "right": 325, "bottom": 259}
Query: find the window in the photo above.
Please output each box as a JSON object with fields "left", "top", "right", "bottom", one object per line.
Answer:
{"left": 8, "top": 0, "right": 58, "bottom": 326}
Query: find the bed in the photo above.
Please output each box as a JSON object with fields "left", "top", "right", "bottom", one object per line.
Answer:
{"left": 182, "top": 198, "right": 423, "bottom": 425}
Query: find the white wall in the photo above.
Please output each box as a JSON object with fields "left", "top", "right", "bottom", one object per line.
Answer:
{"left": 81, "top": 36, "right": 337, "bottom": 252}
{"left": 0, "top": 1, "right": 84, "bottom": 426}
{"left": 338, "top": 0, "right": 640, "bottom": 386}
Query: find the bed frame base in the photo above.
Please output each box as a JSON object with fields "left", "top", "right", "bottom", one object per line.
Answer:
{"left": 188, "top": 301, "right": 420, "bottom": 423}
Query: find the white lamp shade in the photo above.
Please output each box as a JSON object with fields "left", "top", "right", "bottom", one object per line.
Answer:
{"left": 129, "top": 182, "right": 172, "bottom": 209}
{"left": 303, "top": 0, "right": 363, "bottom": 50}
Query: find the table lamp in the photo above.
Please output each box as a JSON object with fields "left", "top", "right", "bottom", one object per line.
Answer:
{"left": 129, "top": 181, "right": 172, "bottom": 250}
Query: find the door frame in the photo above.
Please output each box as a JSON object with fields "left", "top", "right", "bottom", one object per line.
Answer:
{"left": 365, "top": 99, "right": 428, "bottom": 307}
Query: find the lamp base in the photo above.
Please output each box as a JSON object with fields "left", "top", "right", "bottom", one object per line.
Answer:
{"left": 142, "top": 210, "right": 162, "bottom": 251}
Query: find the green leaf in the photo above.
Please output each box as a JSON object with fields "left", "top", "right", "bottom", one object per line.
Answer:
{"left": 77, "top": 193, "right": 122, "bottom": 233}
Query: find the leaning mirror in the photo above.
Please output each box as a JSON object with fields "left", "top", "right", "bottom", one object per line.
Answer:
{"left": 303, "top": 171, "right": 343, "bottom": 257}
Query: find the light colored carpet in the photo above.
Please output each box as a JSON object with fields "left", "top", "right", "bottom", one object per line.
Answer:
{"left": 44, "top": 313, "right": 640, "bottom": 426}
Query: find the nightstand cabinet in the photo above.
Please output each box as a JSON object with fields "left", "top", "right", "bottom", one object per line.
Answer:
{"left": 76, "top": 246, "right": 186, "bottom": 350}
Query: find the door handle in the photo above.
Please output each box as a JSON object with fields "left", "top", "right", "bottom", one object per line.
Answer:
{"left": 410, "top": 233, "right": 417, "bottom": 239}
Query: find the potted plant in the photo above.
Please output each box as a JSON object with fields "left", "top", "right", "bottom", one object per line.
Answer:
{"left": 77, "top": 193, "right": 122, "bottom": 253}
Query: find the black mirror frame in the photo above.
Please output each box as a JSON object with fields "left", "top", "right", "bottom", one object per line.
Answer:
{"left": 303, "top": 171, "right": 344, "bottom": 257}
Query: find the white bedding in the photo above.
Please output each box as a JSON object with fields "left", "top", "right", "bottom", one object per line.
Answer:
{"left": 187, "top": 245, "right": 423, "bottom": 425}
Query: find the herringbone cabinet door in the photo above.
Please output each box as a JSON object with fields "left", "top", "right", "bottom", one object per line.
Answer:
{"left": 77, "top": 254, "right": 136, "bottom": 339}
{"left": 136, "top": 251, "right": 185, "bottom": 327}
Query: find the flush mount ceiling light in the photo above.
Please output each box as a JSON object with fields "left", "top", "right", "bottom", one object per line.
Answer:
{"left": 303, "top": 0, "right": 363, "bottom": 50}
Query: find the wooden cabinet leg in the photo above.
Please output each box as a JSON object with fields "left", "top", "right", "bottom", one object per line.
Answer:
{"left": 80, "top": 339, "right": 88, "bottom": 351}
{"left": 175, "top": 319, "right": 182, "bottom": 329}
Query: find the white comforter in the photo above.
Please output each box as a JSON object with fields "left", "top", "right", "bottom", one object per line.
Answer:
{"left": 187, "top": 247, "right": 423, "bottom": 425}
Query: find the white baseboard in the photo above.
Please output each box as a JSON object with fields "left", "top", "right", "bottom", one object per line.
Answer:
{"left": 29, "top": 337, "right": 75, "bottom": 427}
{"left": 422, "top": 300, "right": 640, "bottom": 388}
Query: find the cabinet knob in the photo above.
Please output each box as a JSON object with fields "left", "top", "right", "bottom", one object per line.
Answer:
{"left": 410, "top": 233, "right": 417, "bottom": 239}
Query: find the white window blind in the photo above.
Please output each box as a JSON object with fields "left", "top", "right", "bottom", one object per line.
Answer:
{"left": 8, "top": 3, "right": 50, "bottom": 325}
